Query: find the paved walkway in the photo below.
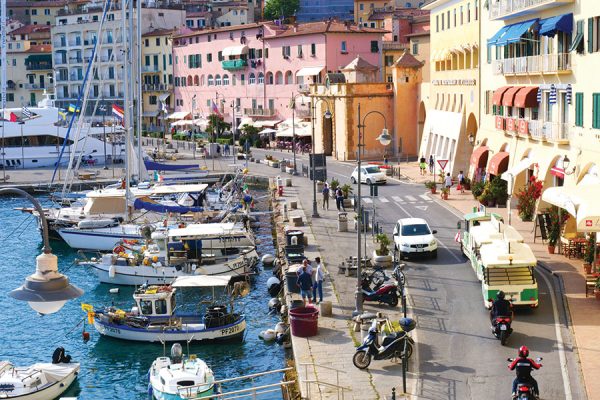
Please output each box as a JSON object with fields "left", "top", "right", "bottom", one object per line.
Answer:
{"left": 397, "top": 160, "right": 597, "bottom": 400}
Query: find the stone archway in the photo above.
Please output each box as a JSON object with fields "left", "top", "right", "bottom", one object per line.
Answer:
{"left": 322, "top": 116, "right": 333, "bottom": 156}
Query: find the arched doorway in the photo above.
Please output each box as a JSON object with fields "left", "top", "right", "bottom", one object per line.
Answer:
{"left": 418, "top": 101, "right": 426, "bottom": 156}
{"left": 322, "top": 116, "right": 333, "bottom": 156}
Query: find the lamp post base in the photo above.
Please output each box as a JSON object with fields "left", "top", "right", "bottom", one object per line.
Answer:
{"left": 352, "top": 290, "right": 363, "bottom": 317}
{"left": 312, "top": 200, "right": 319, "bottom": 218}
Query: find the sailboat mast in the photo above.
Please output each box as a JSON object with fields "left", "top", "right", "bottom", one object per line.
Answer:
{"left": 1, "top": 0, "right": 6, "bottom": 182}
{"left": 122, "top": 0, "right": 131, "bottom": 219}
{"left": 136, "top": 0, "right": 143, "bottom": 182}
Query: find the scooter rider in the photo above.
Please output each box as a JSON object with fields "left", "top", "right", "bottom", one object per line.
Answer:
{"left": 490, "top": 290, "right": 512, "bottom": 324}
{"left": 509, "top": 345, "right": 542, "bottom": 398}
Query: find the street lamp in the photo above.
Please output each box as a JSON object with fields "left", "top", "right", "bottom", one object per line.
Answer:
{"left": 2, "top": 187, "right": 84, "bottom": 315}
{"left": 467, "top": 133, "right": 476, "bottom": 146}
{"left": 231, "top": 101, "right": 239, "bottom": 165}
{"left": 290, "top": 92, "right": 306, "bottom": 175}
{"left": 353, "top": 103, "right": 390, "bottom": 317}
{"left": 309, "top": 97, "right": 332, "bottom": 218}
{"left": 99, "top": 103, "right": 108, "bottom": 169}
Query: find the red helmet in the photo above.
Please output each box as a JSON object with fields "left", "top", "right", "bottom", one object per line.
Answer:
{"left": 518, "top": 346, "right": 529, "bottom": 358}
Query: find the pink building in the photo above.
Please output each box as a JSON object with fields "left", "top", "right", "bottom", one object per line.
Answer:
{"left": 172, "top": 20, "right": 385, "bottom": 129}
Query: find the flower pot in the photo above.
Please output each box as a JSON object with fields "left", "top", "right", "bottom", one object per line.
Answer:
{"left": 372, "top": 251, "right": 393, "bottom": 268}
{"left": 430, "top": 188, "right": 437, "bottom": 194}
{"left": 547, "top": 245, "right": 556, "bottom": 254}
{"left": 594, "top": 289, "right": 600, "bottom": 300}
{"left": 584, "top": 263, "right": 593, "bottom": 275}
{"left": 441, "top": 192, "right": 449, "bottom": 200}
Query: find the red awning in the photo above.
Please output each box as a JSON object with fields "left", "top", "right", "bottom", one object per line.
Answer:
{"left": 551, "top": 166, "right": 565, "bottom": 179}
{"left": 502, "top": 86, "right": 523, "bottom": 107}
{"left": 514, "top": 86, "right": 539, "bottom": 108}
{"left": 493, "top": 86, "right": 513, "bottom": 106}
{"left": 487, "top": 151, "right": 510, "bottom": 175}
{"left": 470, "top": 146, "right": 489, "bottom": 168}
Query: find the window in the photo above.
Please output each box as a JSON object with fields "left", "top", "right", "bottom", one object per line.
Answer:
{"left": 140, "top": 300, "right": 152, "bottom": 314}
{"left": 282, "top": 46, "right": 290, "bottom": 58}
{"left": 241, "top": 74, "right": 245, "bottom": 84}
{"left": 145, "top": 39, "right": 149, "bottom": 47}
{"left": 248, "top": 48, "right": 256, "bottom": 59}
{"left": 169, "top": 54, "right": 172, "bottom": 65}
{"left": 249, "top": 73, "right": 256, "bottom": 84}
{"left": 223, "top": 74, "right": 229, "bottom": 85}
{"left": 215, "top": 75, "right": 222, "bottom": 85}
{"left": 149, "top": 95, "right": 157, "bottom": 105}
{"left": 156, "top": 38, "right": 160, "bottom": 46}
{"left": 153, "top": 55, "right": 159, "bottom": 66}
{"left": 412, "top": 42, "right": 419, "bottom": 55}
{"left": 359, "top": 3, "right": 364, "bottom": 10}
{"left": 6, "top": 93, "right": 14, "bottom": 102}
{"left": 387, "top": 75, "right": 393, "bottom": 83}
{"left": 385, "top": 55, "right": 394, "bottom": 66}
{"left": 370, "top": 41, "right": 379, "bottom": 53}
{"left": 145, "top": 55, "right": 150, "bottom": 66}
{"left": 207, "top": 53, "right": 212, "bottom": 62}
{"left": 467, "top": 3, "right": 471, "bottom": 23}
{"left": 447, "top": 11, "right": 450, "bottom": 27}
{"left": 341, "top": 41, "right": 347, "bottom": 53}
{"left": 311, "top": 43, "right": 316, "bottom": 56}
{"left": 297, "top": 45, "right": 303, "bottom": 57}
{"left": 155, "top": 300, "right": 167, "bottom": 314}
{"left": 218, "top": 51, "right": 223, "bottom": 61}
{"left": 44, "top": 8, "right": 50, "bottom": 15}
{"left": 258, "top": 72, "right": 264, "bottom": 84}
{"left": 460, "top": 6, "right": 463, "bottom": 25}
{"left": 441, "top": 13, "right": 444, "bottom": 30}
{"left": 593, "top": 93, "right": 600, "bottom": 129}
{"left": 575, "top": 92, "right": 584, "bottom": 127}
{"left": 436, "top": 15, "right": 439, "bottom": 32}
{"left": 207, "top": 75, "right": 214, "bottom": 86}
{"left": 453, "top": 9, "right": 456, "bottom": 27}
{"left": 268, "top": 99, "right": 275, "bottom": 110}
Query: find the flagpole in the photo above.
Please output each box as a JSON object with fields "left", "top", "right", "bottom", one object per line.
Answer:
{"left": 20, "top": 121, "right": 24, "bottom": 169}
{"left": 1, "top": 0, "right": 6, "bottom": 181}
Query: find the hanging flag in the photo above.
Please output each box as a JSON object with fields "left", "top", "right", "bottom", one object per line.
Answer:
{"left": 566, "top": 84, "right": 572, "bottom": 105}
{"left": 68, "top": 103, "right": 81, "bottom": 113}
{"left": 549, "top": 84, "right": 557, "bottom": 105}
{"left": 536, "top": 87, "right": 542, "bottom": 104}
{"left": 159, "top": 100, "right": 168, "bottom": 115}
{"left": 211, "top": 100, "right": 222, "bottom": 118}
{"left": 112, "top": 104, "right": 124, "bottom": 126}
{"left": 21, "top": 106, "right": 33, "bottom": 119}
{"left": 9, "top": 112, "right": 17, "bottom": 122}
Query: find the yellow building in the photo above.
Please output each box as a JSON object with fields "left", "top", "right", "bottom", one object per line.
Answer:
{"left": 421, "top": 0, "right": 480, "bottom": 177}
{"left": 141, "top": 28, "right": 174, "bottom": 134}
{"left": 478, "top": 2, "right": 600, "bottom": 224}
{"left": 7, "top": 1, "right": 87, "bottom": 26}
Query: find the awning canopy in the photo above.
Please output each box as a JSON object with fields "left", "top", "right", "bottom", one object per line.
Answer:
{"left": 172, "top": 275, "right": 232, "bottom": 288}
{"left": 167, "top": 111, "right": 190, "bottom": 120}
{"left": 142, "top": 111, "right": 159, "bottom": 118}
{"left": 579, "top": 165, "right": 600, "bottom": 186}
{"left": 259, "top": 128, "right": 277, "bottom": 135}
{"left": 488, "top": 25, "right": 512, "bottom": 46}
{"left": 470, "top": 145, "right": 489, "bottom": 168}
{"left": 253, "top": 119, "right": 281, "bottom": 128}
{"left": 514, "top": 87, "right": 539, "bottom": 108}
{"left": 541, "top": 186, "right": 600, "bottom": 232}
{"left": 238, "top": 117, "right": 254, "bottom": 129}
{"left": 151, "top": 184, "right": 208, "bottom": 195}
{"left": 222, "top": 45, "right": 248, "bottom": 57}
{"left": 158, "top": 93, "right": 170, "bottom": 102}
{"left": 170, "top": 120, "right": 191, "bottom": 127}
{"left": 296, "top": 66, "right": 325, "bottom": 77}
{"left": 276, "top": 121, "right": 312, "bottom": 138}
{"left": 502, "top": 86, "right": 523, "bottom": 107}
{"left": 493, "top": 86, "right": 513, "bottom": 106}
{"left": 497, "top": 19, "right": 539, "bottom": 46}
{"left": 501, "top": 155, "right": 534, "bottom": 183}
{"left": 539, "top": 13, "right": 573, "bottom": 37}
{"left": 487, "top": 151, "right": 510, "bottom": 175}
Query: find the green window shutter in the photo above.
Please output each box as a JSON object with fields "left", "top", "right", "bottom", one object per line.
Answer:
{"left": 588, "top": 18, "right": 594, "bottom": 53}
{"left": 487, "top": 45, "right": 491, "bottom": 64}
{"left": 594, "top": 94, "right": 600, "bottom": 129}
{"left": 575, "top": 93, "right": 583, "bottom": 127}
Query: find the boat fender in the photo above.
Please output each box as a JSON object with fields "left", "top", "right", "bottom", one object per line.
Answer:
{"left": 275, "top": 322, "right": 286, "bottom": 334}
{"left": 261, "top": 254, "right": 276, "bottom": 266}
{"left": 109, "top": 265, "right": 116, "bottom": 279}
{"left": 113, "top": 245, "right": 125, "bottom": 254}
{"left": 109, "top": 288, "right": 119, "bottom": 294}
{"left": 259, "top": 329, "right": 277, "bottom": 341}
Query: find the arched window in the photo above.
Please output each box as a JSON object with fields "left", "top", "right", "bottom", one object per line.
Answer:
{"left": 194, "top": 75, "right": 199, "bottom": 86}
{"left": 405, "top": 2, "right": 412, "bottom": 7}
{"left": 285, "top": 70, "right": 293, "bottom": 84}
{"left": 275, "top": 71, "right": 283, "bottom": 85}
{"left": 266, "top": 72, "right": 273, "bottom": 85}
{"left": 258, "top": 72, "right": 264, "bottom": 84}
{"left": 200, "top": 75, "right": 205, "bottom": 86}
{"left": 187, "top": 75, "right": 193, "bottom": 86}
{"left": 249, "top": 73, "right": 256, "bottom": 84}
{"left": 223, "top": 74, "right": 229, "bottom": 85}
{"left": 215, "top": 74, "right": 222, "bottom": 86}
{"left": 207, "top": 75, "right": 214, "bottom": 86}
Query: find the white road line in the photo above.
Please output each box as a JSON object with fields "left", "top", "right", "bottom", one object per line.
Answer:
{"left": 538, "top": 271, "right": 573, "bottom": 400}
{"left": 405, "top": 195, "right": 417, "bottom": 202}
{"left": 379, "top": 196, "right": 389, "bottom": 203}
{"left": 419, "top": 194, "right": 432, "bottom": 202}
{"left": 362, "top": 197, "right": 373, "bottom": 204}
{"left": 392, "top": 196, "right": 403, "bottom": 203}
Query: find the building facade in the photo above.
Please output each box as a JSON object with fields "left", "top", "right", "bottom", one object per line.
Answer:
{"left": 297, "top": 0, "right": 354, "bottom": 22}
{"left": 421, "top": 0, "right": 480, "bottom": 177}
{"left": 6, "top": 0, "right": 88, "bottom": 26}
{"left": 171, "top": 21, "right": 385, "bottom": 130}
{"left": 477, "top": 0, "right": 600, "bottom": 224}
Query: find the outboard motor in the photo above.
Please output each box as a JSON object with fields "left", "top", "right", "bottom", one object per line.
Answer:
{"left": 170, "top": 343, "right": 183, "bottom": 364}
{"left": 52, "top": 347, "right": 72, "bottom": 364}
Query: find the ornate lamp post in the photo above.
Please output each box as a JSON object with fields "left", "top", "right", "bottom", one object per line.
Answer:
{"left": 309, "top": 97, "right": 332, "bottom": 218}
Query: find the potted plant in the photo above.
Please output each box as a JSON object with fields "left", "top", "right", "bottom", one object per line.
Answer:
{"left": 471, "top": 181, "right": 485, "bottom": 200}
{"left": 425, "top": 180, "right": 437, "bottom": 194}
{"left": 462, "top": 177, "right": 472, "bottom": 191}
{"left": 489, "top": 177, "right": 508, "bottom": 208}
{"left": 546, "top": 206, "right": 567, "bottom": 254}
{"left": 583, "top": 233, "right": 596, "bottom": 274}
{"left": 341, "top": 184, "right": 354, "bottom": 208}
{"left": 440, "top": 187, "right": 450, "bottom": 200}
{"left": 372, "top": 233, "right": 393, "bottom": 268}
{"left": 477, "top": 183, "right": 494, "bottom": 207}
{"left": 330, "top": 178, "right": 340, "bottom": 193}
{"left": 594, "top": 277, "right": 600, "bottom": 300}
{"left": 516, "top": 176, "right": 543, "bottom": 222}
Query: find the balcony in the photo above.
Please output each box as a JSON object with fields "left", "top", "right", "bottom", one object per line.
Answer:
{"left": 70, "top": 75, "right": 83, "bottom": 82}
{"left": 298, "top": 84, "right": 310, "bottom": 93}
{"left": 142, "top": 84, "right": 172, "bottom": 92}
{"left": 24, "top": 83, "right": 46, "bottom": 90}
{"left": 489, "top": 0, "right": 574, "bottom": 20}
{"left": 26, "top": 62, "right": 52, "bottom": 71}
{"left": 54, "top": 40, "right": 67, "bottom": 48}
{"left": 54, "top": 59, "right": 68, "bottom": 66}
{"left": 382, "top": 42, "right": 407, "bottom": 51}
{"left": 222, "top": 59, "right": 248, "bottom": 71}
{"left": 69, "top": 57, "right": 83, "bottom": 64}
{"left": 142, "top": 65, "right": 160, "bottom": 73}
{"left": 244, "top": 108, "right": 275, "bottom": 117}
{"left": 528, "top": 120, "right": 570, "bottom": 144}
{"left": 493, "top": 53, "right": 571, "bottom": 75}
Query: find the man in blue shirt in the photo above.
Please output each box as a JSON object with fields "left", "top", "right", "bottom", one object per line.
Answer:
{"left": 297, "top": 265, "right": 313, "bottom": 306}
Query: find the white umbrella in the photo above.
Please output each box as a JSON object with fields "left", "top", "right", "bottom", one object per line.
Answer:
{"left": 259, "top": 128, "right": 277, "bottom": 134}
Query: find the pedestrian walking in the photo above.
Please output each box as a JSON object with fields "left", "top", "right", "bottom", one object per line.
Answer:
{"left": 312, "top": 257, "right": 325, "bottom": 304}
{"left": 419, "top": 155, "right": 427, "bottom": 175}
{"left": 429, "top": 155, "right": 435, "bottom": 174}
{"left": 152, "top": 147, "right": 158, "bottom": 161}
{"left": 384, "top": 154, "right": 389, "bottom": 166}
{"left": 457, "top": 170, "right": 465, "bottom": 194}
{"left": 322, "top": 183, "right": 330, "bottom": 210}
{"left": 224, "top": 144, "right": 230, "bottom": 156}
{"left": 296, "top": 264, "right": 313, "bottom": 306}
{"left": 335, "top": 188, "right": 345, "bottom": 211}
{"left": 444, "top": 172, "right": 453, "bottom": 189}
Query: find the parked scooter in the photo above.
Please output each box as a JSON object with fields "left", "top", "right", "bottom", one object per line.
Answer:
{"left": 361, "top": 272, "right": 400, "bottom": 306}
{"left": 507, "top": 357, "right": 543, "bottom": 400}
{"left": 353, "top": 317, "right": 416, "bottom": 369}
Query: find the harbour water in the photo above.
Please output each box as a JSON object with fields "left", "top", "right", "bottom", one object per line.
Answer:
{"left": 0, "top": 191, "right": 286, "bottom": 399}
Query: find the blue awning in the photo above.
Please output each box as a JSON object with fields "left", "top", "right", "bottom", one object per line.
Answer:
{"left": 497, "top": 19, "right": 539, "bottom": 46}
{"left": 487, "top": 25, "right": 511, "bottom": 46}
{"left": 539, "top": 13, "right": 573, "bottom": 37}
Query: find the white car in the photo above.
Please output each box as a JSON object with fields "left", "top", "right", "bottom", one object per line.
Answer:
{"left": 350, "top": 166, "right": 387, "bottom": 185}
{"left": 393, "top": 218, "right": 438, "bottom": 259}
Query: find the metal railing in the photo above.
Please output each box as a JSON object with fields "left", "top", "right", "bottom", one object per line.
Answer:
{"left": 142, "top": 84, "right": 172, "bottom": 92}
{"left": 382, "top": 42, "right": 407, "bottom": 51}
{"left": 244, "top": 108, "right": 276, "bottom": 117}
{"left": 298, "top": 84, "right": 310, "bottom": 93}
{"left": 142, "top": 65, "right": 160, "bottom": 73}
{"left": 489, "top": 0, "right": 570, "bottom": 19}
{"left": 300, "top": 363, "right": 351, "bottom": 400}
{"left": 493, "top": 53, "right": 571, "bottom": 75}
{"left": 26, "top": 63, "right": 52, "bottom": 71}
{"left": 528, "top": 120, "right": 569, "bottom": 142}
{"left": 24, "top": 83, "right": 45, "bottom": 90}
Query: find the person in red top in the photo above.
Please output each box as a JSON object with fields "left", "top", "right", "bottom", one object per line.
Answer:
{"left": 509, "top": 345, "right": 542, "bottom": 398}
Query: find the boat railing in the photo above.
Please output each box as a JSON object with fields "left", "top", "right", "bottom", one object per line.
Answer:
{"left": 299, "top": 362, "right": 351, "bottom": 400}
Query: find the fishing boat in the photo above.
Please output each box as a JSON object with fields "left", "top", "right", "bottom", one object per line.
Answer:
{"left": 0, "top": 348, "right": 80, "bottom": 400}
{"left": 149, "top": 344, "right": 215, "bottom": 400}
{"left": 91, "top": 275, "right": 246, "bottom": 342}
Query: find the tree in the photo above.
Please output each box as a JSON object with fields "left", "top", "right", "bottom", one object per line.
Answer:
{"left": 206, "top": 113, "right": 231, "bottom": 142}
{"left": 264, "top": 0, "right": 299, "bottom": 20}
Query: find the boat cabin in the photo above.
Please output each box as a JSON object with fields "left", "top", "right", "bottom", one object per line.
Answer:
{"left": 133, "top": 286, "right": 177, "bottom": 317}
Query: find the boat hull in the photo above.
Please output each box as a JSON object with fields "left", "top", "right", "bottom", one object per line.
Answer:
{"left": 152, "top": 386, "right": 214, "bottom": 400}
{"left": 0, "top": 363, "right": 79, "bottom": 400}
{"left": 93, "top": 317, "right": 246, "bottom": 343}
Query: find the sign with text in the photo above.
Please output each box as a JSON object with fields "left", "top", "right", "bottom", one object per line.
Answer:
{"left": 506, "top": 118, "right": 517, "bottom": 132}
{"left": 518, "top": 119, "right": 529, "bottom": 136}
{"left": 437, "top": 159, "right": 448, "bottom": 171}
{"left": 495, "top": 116, "right": 505, "bottom": 130}
{"left": 309, "top": 153, "right": 327, "bottom": 182}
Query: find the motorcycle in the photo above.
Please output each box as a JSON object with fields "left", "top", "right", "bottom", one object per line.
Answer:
{"left": 361, "top": 272, "right": 400, "bottom": 307}
{"left": 507, "top": 357, "right": 543, "bottom": 400}
{"left": 353, "top": 317, "right": 416, "bottom": 369}
{"left": 492, "top": 315, "right": 513, "bottom": 345}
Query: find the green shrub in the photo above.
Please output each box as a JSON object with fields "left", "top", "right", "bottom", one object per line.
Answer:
{"left": 216, "top": 138, "right": 232, "bottom": 145}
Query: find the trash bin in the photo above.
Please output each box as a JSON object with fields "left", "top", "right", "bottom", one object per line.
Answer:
{"left": 290, "top": 299, "right": 304, "bottom": 310}
{"left": 338, "top": 212, "right": 348, "bottom": 232}
{"left": 289, "top": 306, "right": 319, "bottom": 337}
{"left": 286, "top": 230, "right": 304, "bottom": 247}
{"left": 285, "top": 264, "right": 301, "bottom": 294}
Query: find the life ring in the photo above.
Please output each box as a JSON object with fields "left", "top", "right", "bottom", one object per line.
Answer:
{"left": 113, "top": 245, "right": 125, "bottom": 254}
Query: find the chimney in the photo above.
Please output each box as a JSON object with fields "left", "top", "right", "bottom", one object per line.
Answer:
{"left": 293, "top": 22, "right": 298, "bottom": 32}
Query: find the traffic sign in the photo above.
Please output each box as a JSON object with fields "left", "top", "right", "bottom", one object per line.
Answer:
{"left": 437, "top": 159, "right": 448, "bottom": 171}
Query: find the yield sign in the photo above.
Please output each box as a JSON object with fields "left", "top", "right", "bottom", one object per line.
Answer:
{"left": 437, "top": 159, "right": 449, "bottom": 171}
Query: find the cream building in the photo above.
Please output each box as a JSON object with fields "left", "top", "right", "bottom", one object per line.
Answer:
{"left": 478, "top": 1, "right": 600, "bottom": 222}
{"left": 421, "top": 0, "right": 480, "bottom": 177}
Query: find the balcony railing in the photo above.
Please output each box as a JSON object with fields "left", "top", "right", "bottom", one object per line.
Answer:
{"left": 382, "top": 42, "right": 407, "bottom": 51}
{"left": 489, "top": 0, "right": 574, "bottom": 20}
{"left": 69, "top": 57, "right": 83, "bottom": 64}
{"left": 26, "top": 63, "right": 52, "bottom": 71}
{"left": 528, "top": 120, "right": 570, "bottom": 143}
{"left": 493, "top": 53, "right": 571, "bottom": 75}
{"left": 54, "top": 59, "right": 68, "bottom": 66}
{"left": 298, "top": 84, "right": 310, "bottom": 93}
{"left": 24, "top": 83, "right": 46, "bottom": 90}
{"left": 142, "top": 84, "right": 172, "bottom": 92}
{"left": 54, "top": 40, "right": 67, "bottom": 48}
{"left": 222, "top": 59, "right": 248, "bottom": 70}
{"left": 142, "top": 65, "right": 160, "bottom": 73}
{"left": 244, "top": 108, "right": 275, "bottom": 117}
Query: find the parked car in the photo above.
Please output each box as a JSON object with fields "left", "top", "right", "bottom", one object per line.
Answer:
{"left": 393, "top": 218, "right": 438, "bottom": 259}
{"left": 350, "top": 166, "right": 387, "bottom": 185}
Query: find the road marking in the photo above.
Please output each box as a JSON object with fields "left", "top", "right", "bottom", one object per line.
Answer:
{"left": 379, "top": 196, "right": 389, "bottom": 203}
{"left": 392, "top": 196, "right": 403, "bottom": 203}
{"left": 362, "top": 197, "right": 373, "bottom": 204}
{"left": 415, "top": 205, "right": 428, "bottom": 211}
{"left": 538, "top": 270, "right": 573, "bottom": 400}
{"left": 405, "top": 195, "right": 417, "bottom": 202}
{"left": 419, "top": 194, "right": 432, "bottom": 202}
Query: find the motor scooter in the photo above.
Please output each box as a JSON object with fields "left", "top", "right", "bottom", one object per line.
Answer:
{"left": 353, "top": 317, "right": 415, "bottom": 369}
{"left": 361, "top": 272, "right": 400, "bottom": 307}
{"left": 507, "top": 357, "right": 543, "bottom": 400}
{"left": 488, "top": 300, "right": 514, "bottom": 346}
